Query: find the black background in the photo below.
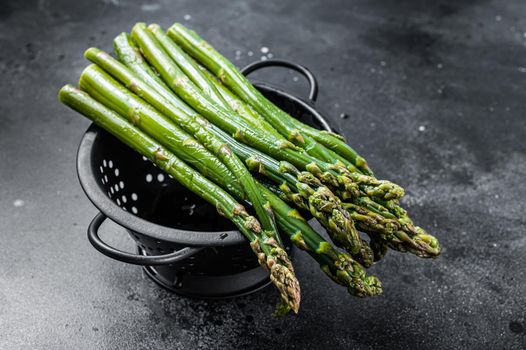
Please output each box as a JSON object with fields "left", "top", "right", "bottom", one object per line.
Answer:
{"left": 0, "top": 0, "right": 525, "bottom": 349}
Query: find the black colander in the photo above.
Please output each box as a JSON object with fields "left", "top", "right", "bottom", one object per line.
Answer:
{"left": 78, "top": 60, "right": 335, "bottom": 298}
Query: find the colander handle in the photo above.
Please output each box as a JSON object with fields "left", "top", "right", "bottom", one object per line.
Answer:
{"left": 241, "top": 59, "right": 319, "bottom": 102}
{"left": 88, "top": 212, "right": 204, "bottom": 266}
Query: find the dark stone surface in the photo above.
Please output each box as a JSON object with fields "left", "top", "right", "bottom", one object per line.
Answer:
{"left": 0, "top": 0, "right": 525, "bottom": 349}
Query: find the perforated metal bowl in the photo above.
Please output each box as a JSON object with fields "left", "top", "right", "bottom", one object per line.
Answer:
{"left": 78, "top": 59, "right": 335, "bottom": 298}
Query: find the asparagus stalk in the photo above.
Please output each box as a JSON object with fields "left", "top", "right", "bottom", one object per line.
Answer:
{"left": 59, "top": 84, "right": 300, "bottom": 312}
{"left": 147, "top": 24, "right": 229, "bottom": 110}
{"left": 79, "top": 60, "right": 281, "bottom": 246}
{"left": 114, "top": 32, "right": 215, "bottom": 127}
{"left": 201, "top": 66, "right": 285, "bottom": 139}
{"left": 113, "top": 33, "right": 180, "bottom": 106}
{"left": 114, "top": 31, "right": 277, "bottom": 141}
{"left": 167, "top": 23, "right": 371, "bottom": 173}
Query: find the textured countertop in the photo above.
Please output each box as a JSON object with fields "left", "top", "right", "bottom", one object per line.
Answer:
{"left": 1, "top": 0, "right": 525, "bottom": 349}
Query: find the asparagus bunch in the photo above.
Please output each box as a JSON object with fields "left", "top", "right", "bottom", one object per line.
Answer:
{"left": 58, "top": 21, "right": 441, "bottom": 313}
{"left": 77, "top": 48, "right": 382, "bottom": 301}
{"left": 61, "top": 69, "right": 381, "bottom": 309}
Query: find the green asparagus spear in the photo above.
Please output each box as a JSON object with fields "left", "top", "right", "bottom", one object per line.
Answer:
{"left": 59, "top": 84, "right": 301, "bottom": 312}
{"left": 200, "top": 65, "right": 285, "bottom": 139}
{"left": 147, "top": 24, "right": 229, "bottom": 109}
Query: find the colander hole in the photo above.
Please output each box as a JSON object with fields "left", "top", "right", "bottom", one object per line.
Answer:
{"left": 104, "top": 175, "right": 108, "bottom": 183}
{"left": 108, "top": 160, "right": 113, "bottom": 168}
{"left": 169, "top": 175, "right": 173, "bottom": 179}
{"left": 142, "top": 156, "right": 148, "bottom": 161}
{"left": 100, "top": 166, "right": 104, "bottom": 173}
{"left": 122, "top": 207, "right": 127, "bottom": 211}
{"left": 114, "top": 168, "right": 120, "bottom": 177}
{"left": 107, "top": 192, "right": 112, "bottom": 199}
{"left": 131, "top": 193, "right": 138, "bottom": 201}
{"left": 219, "top": 233, "right": 228, "bottom": 240}
{"left": 121, "top": 195, "right": 127, "bottom": 203}
{"left": 103, "top": 159, "right": 107, "bottom": 167}
{"left": 114, "top": 184, "right": 119, "bottom": 192}
{"left": 101, "top": 178, "right": 105, "bottom": 185}
{"left": 119, "top": 181, "right": 124, "bottom": 189}
{"left": 116, "top": 198, "right": 121, "bottom": 206}
{"left": 110, "top": 187, "right": 114, "bottom": 194}
{"left": 145, "top": 174, "right": 153, "bottom": 183}
{"left": 157, "top": 173, "right": 165, "bottom": 182}
{"left": 131, "top": 206, "right": 138, "bottom": 214}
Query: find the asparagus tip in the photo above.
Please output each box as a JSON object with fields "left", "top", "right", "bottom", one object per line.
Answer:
{"left": 270, "top": 263, "right": 301, "bottom": 314}
{"left": 147, "top": 23, "right": 161, "bottom": 31}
